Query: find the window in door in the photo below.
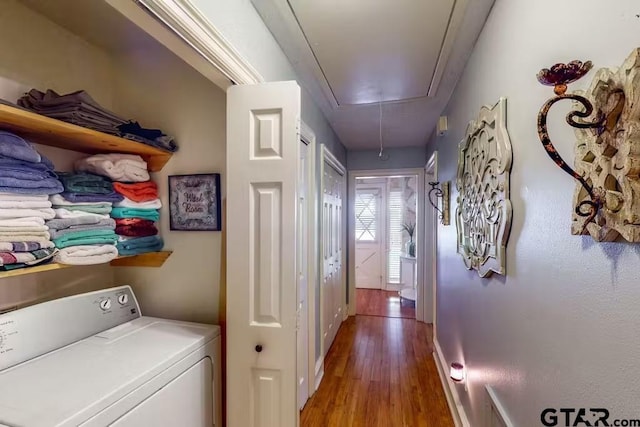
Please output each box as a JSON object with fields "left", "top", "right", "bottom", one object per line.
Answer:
{"left": 355, "top": 190, "right": 377, "bottom": 242}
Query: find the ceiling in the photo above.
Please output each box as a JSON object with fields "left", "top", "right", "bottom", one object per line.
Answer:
{"left": 252, "top": 0, "right": 495, "bottom": 150}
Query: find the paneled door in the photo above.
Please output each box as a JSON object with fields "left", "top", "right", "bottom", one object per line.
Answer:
{"left": 297, "top": 139, "right": 309, "bottom": 410}
{"left": 354, "top": 184, "right": 384, "bottom": 289}
{"left": 227, "top": 81, "right": 301, "bottom": 427}
{"left": 321, "top": 147, "right": 346, "bottom": 355}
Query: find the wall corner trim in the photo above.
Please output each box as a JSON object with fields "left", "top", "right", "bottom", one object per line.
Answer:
{"left": 135, "top": 0, "right": 264, "bottom": 85}
{"left": 433, "top": 338, "right": 472, "bottom": 427}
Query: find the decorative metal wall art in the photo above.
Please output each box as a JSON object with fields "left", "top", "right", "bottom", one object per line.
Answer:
{"left": 456, "top": 98, "right": 512, "bottom": 277}
{"left": 536, "top": 49, "right": 640, "bottom": 241}
{"left": 427, "top": 181, "right": 450, "bottom": 225}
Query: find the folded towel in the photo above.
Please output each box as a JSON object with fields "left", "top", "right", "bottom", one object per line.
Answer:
{"left": 0, "top": 131, "right": 41, "bottom": 163}
{"left": 115, "top": 218, "right": 157, "bottom": 237}
{"left": 0, "top": 165, "right": 57, "bottom": 181}
{"left": 0, "top": 208, "right": 55, "bottom": 219}
{"left": 0, "top": 248, "right": 58, "bottom": 271}
{"left": 0, "top": 235, "right": 51, "bottom": 244}
{"left": 58, "top": 172, "right": 113, "bottom": 194}
{"left": 46, "top": 216, "right": 106, "bottom": 230}
{"left": 59, "top": 191, "right": 122, "bottom": 204}
{"left": 116, "top": 235, "right": 163, "bottom": 255}
{"left": 0, "top": 247, "right": 57, "bottom": 266}
{"left": 54, "top": 244, "right": 118, "bottom": 265}
{"left": 0, "top": 225, "right": 48, "bottom": 233}
{"left": 0, "top": 217, "right": 46, "bottom": 227}
{"left": 0, "top": 193, "right": 49, "bottom": 202}
{"left": 50, "top": 194, "right": 113, "bottom": 207}
{"left": 75, "top": 154, "right": 149, "bottom": 182}
{"left": 53, "top": 208, "right": 110, "bottom": 220}
{"left": 113, "top": 181, "right": 157, "bottom": 202}
{"left": 49, "top": 220, "right": 115, "bottom": 240}
{"left": 0, "top": 155, "right": 54, "bottom": 172}
{"left": 0, "top": 241, "right": 54, "bottom": 251}
{"left": 0, "top": 230, "right": 50, "bottom": 239}
{"left": 110, "top": 207, "right": 159, "bottom": 222}
{"left": 0, "top": 180, "right": 63, "bottom": 195}
{"left": 114, "top": 197, "right": 161, "bottom": 209}
{"left": 55, "top": 204, "right": 112, "bottom": 215}
{"left": 0, "top": 199, "right": 52, "bottom": 209}
{"left": 53, "top": 229, "right": 118, "bottom": 249}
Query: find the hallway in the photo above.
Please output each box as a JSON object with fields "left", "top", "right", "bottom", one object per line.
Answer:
{"left": 356, "top": 289, "right": 416, "bottom": 319}
{"left": 301, "top": 316, "right": 453, "bottom": 427}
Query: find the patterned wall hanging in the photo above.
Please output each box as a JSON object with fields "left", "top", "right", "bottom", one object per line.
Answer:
{"left": 536, "top": 48, "right": 640, "bottom": 241}
{"left": 456, "top": 97, "right": 513, "bottom": 277}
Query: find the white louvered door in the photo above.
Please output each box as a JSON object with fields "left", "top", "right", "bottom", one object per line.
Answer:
{"left": 227, "top": 81, "right": 301, "bottom": 427}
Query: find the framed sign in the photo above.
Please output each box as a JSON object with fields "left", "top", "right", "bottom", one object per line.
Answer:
{"left": 168, "top": 173, "right": 221, "bottom": 231}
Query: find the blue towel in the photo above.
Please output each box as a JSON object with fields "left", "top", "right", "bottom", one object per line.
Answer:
{"left": 0, "top": 165, "right": 57, "bottom": 180}
{"left": 60, "top": 191, "right": 123, "bottom": 203}
{"left": 0, "top": 155, "right": 54, "bottom": 171}
{"left": 116, "top": 236, "right": 163, "bottom": 255}
{"left": 0, "top": 175, "right": 63, "bottom": 193}
{"left": 0, "top": 131, "right": 41, "bottom": 163}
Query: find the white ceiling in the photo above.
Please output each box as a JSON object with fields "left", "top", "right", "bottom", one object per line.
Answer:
{"left": 252, "top": 0, "right": 495, "bottom": 150}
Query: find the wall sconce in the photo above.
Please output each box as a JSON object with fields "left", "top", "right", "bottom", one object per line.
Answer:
{"left": 450, "top": 362, "right": 465, "bottom": 382}
{"left": 536, "top": 60, "right": 606, "bottom": 235}
{"left": 428, "top": 181, "right": 450, "bottom": 225}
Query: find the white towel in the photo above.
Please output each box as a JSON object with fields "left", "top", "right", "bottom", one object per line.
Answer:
{"left": 54, "top": 244, "right": 118, "bottom": 265}
{"left": 113, "top": 197, "right": 162, "bottom": 209}
{"left": 49, "top": 194, "right": 112, "bottom": 207}
{"left": 0, "top": 230, "right": 50, "bottom": 239}
{"left": 75, "top": 154, "right": 149, "bottom": 182}
{"left": 0, "top": 200, "right": 52, "bottom": 209}
{"left": 0, "top": 235, "right": 51, "bottom": 244}
{"left": 0, "top": 217, "right": 46, "bottom": 227}
{"left": 53, "top": 208, "right": 110, "bottom": 220}
{"left": 0, "top": 208, "right": 55, "bottom": 219}
{"left": 0, "top": 225, "right": 48, "bottom": 232}
{"left": 0, "top": 193, "right": 49, "bottom": 201}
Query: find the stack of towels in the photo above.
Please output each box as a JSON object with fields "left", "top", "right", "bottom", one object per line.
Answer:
{"left": 0, "top": 131, "right": 63, "bottom": 270}
{"left": 48, "top": 172, "right": 121, "bottom": 265}
{"left": 74, "top": 154, "right": 164, "bottom": 256}
{"left": 17, "top": 89, "right": 178, "bottom": 152}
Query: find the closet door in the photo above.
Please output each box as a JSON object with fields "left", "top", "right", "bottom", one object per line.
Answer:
{"left": 321, "top": 146, "right": 346, "bottom": 356}
{"left": 227, "top": 81, "right": 300, "bottom": 427}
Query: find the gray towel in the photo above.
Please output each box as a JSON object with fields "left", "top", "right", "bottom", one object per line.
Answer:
{"left": 46, "top": 216, "right": 114, "bottom": 231}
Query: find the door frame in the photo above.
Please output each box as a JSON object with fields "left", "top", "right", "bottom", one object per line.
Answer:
{"left": 347, "top": 168, "right": 425, "bottom": 321}
{"left": 424, "top": 152, "right": 439, "bottom": 329}
{"left": 317, "top": 145, "right": 347, "bottom": 385}
{"left": 299, "top": 121, "right": 317, "bottom": 404}
{"left": 354, "top": 181, "right": 387, "bottom": 290}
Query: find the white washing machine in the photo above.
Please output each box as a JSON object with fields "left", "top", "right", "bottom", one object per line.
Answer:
{"left": 0, "top": 286, "right": 222, "bottom": 427}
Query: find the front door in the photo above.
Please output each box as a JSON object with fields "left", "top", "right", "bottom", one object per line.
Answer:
{"left": 227, "top": 81, "right": 300, "bottom": 427}
{"left": 354, "top": 184, "right": 384, "bottom": 289}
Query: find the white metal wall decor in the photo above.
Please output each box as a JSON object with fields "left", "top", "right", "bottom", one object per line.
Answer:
{"left": 536, "top": 49, "right": 640, "bottom": 242}
{"left": 456, "top": 97, "right": 513, "bottom": 277}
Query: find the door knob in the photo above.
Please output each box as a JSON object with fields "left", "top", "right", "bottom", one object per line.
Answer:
{"left": 255, "top": 344, "right": 263, "bottom": 353}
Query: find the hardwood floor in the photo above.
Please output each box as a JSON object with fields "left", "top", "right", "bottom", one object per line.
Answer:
{"left": 301, "top": 316, "right": 453, "bottom": 427}
{"left": 356, "top": 289, "right": 415, "bottom": 319}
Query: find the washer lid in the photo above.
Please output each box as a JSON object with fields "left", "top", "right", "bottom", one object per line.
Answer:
{"left": 0, "top": 317, "right": 220, "bottom": 427}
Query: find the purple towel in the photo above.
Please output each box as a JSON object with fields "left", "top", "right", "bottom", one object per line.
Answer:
{"left": 0, "top": 131, "right": 41, "bottom": 163}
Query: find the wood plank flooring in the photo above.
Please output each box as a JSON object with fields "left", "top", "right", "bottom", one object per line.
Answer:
{"left": 356, "top": 289, "right": 416, "bottom": 319}
{"left": 301, "top": 316, "right": 453, "bottom": 427}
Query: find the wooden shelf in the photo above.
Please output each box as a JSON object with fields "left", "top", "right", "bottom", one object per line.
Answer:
{"left": 0, "top": 251, "right": 172, "bottom": 279}
{"left": 0, "top": 104, "right": 172, "bottom": 171}
{"left": 110, "top": 250, "right": 172, "bottom": 267}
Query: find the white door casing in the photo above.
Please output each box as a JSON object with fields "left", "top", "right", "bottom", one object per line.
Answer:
{"left": 320, "top": 146, "right": 346, "bottom": 357}
{"left": 297, "top": 138, "right": 309, "bottom": 410}
{"left": 355, "top": 184, "right": 384, "bottom": 289}
{"left": 424, "top": 152, "right": 439, "bottom": 329}
{"left": 227, "top": 81, "right": 300, "bottom": 427}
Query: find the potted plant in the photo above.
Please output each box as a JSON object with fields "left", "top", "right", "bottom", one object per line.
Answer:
{"left": 402, "top": 222, "right": 416, "bottom": 257}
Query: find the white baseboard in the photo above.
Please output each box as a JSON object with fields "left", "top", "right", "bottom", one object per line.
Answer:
{"left": 433, "top": 338, "right": 471, "bottom": 427}
{"left": 314, "top": 358, "right": 324, "bottom": 391}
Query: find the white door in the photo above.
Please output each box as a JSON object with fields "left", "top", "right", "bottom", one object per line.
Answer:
{"left": 297, "top": 140, "right": 309, "bottom": 410}
{"left": 354, "top": 185, "right": 384, "bottom": 289}
{"left": 321, "top": 152, "right": 345, "bottom": 355}
{"left": 227, "top": 81, "right": 300, "bottom": 427}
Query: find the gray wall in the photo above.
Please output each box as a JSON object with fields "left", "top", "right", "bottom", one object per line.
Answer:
{"left": 189, "top": 0, "right": 346, "bottom": 165}
{"left": 428, "top": 0, "right": 640, "bottom": 425}
{"left": 347, "top": 146, "right": 427, "bottom": 171}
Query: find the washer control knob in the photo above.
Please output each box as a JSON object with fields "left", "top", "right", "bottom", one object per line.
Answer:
{"left": 117, "top": 294, "right": 129, "bottom": 305}
{"left": 100, "top": 298, "right": 112, "bottom": 311}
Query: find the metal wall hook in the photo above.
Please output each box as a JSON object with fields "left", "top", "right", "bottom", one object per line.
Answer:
{"left": 428, "top": 181, "right": 450, "bottom": 225}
